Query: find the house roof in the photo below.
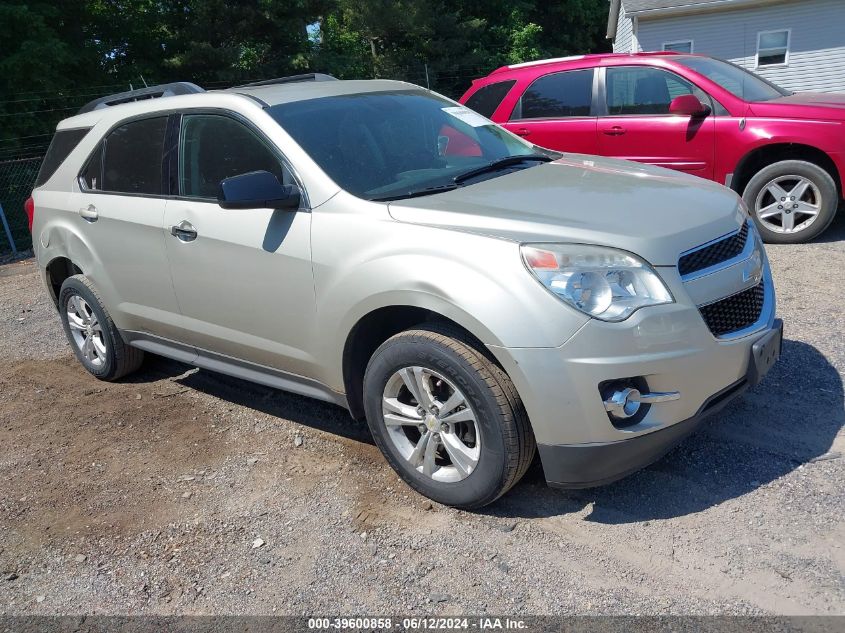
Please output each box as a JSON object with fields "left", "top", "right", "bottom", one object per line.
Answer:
{"left": 607, "top": 0, "right": 782, "bottom": 39}
{"left": 625, "top": 0, "right": 732, "bottom": 11}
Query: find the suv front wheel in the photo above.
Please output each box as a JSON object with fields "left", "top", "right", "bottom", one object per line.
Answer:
{"left": 363, "top": 325, "right": 535, "bottom": 509}
{"left": 743, "top": 159, "right": 838, "bottom": 244}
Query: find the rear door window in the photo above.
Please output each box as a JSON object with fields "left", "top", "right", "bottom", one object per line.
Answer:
{"left": 101, "top": 116, "right": 168, "bottom": 195}
{"left": 35, "top": 128, "right": 91, "bottom": 187}
{"left": 516, "top": 69, "right": 594, "bottom": 119}
{"left": 464, "top": 80, "right": 516, "bottom": 118}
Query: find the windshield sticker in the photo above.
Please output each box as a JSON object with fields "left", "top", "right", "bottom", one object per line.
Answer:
{"left": 442, "top": 106, "right": 491, "bottom": 128}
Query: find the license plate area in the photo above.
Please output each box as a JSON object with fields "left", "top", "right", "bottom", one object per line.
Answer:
{"left": 748, "top": 319, "right": 783, "bottom": 387}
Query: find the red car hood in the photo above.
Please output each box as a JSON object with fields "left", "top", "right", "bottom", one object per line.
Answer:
{"left": 749, "top": 92, "right": 845, "bottom": 119}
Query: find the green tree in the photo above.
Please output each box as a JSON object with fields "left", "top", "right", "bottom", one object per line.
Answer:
{"left": 0, "top": 2, "right": 104, "bottom": 151}
{"left": 313, "top": 0, "right": 610, "bottom": 97}
{"left": 0, "top": 0, "right": 610, "bottom": 153}
{"left": 87, "top": 0, "right": 321, "bottom": 84}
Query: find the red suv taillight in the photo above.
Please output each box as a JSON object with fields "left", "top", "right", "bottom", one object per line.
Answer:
{"left": 24, "top": 196, "right": 34, "bottom": 232}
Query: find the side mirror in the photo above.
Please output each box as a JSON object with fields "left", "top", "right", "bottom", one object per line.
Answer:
{"left": 217, "top": 170, "right": 301, "bottom": 210}
{"left": 669, "top": 94, "right": 710, "bottom": 117}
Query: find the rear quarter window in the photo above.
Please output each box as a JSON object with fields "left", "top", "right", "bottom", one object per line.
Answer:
{"left": 35, "top": 128, "right": 91, "bottom": 187}
{"left": 464, "top": 80, "right": 516, "bottom": 118}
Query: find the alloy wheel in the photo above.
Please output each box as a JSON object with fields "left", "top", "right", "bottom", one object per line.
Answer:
{"left": 66, "top": 295, "right": 107, "bottom": 367}
{"left": 381, "top": 366, "right": 481, "bottom": 483}
{"left": 754, "top": 175, "right": 822, "bottom": 235}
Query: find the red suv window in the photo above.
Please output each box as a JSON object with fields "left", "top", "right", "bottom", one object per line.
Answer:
{"left": 516, "top": 69, "right": 594, "bottom": 120}
{"left": 605, "top": 67, "right": 708, "bottom": 116}
{"left": 464, "top": 80, "right": 516, "bottom": 118}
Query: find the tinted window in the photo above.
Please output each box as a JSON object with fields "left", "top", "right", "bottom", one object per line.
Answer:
{"left": 518, "top": 69, "right": 593, "bottom": 119}
{"left": 102, "top": 117, "right": 167, "bottom": 195}
{"left": 606, "top": 67, "right": 704, "bottom": 115}
{"left": 464, "top": 80, "right": 516, "bottom": 118}
{"left": 179, "top": 114, "right": 288, "bottom": 199}
{"left": 675, "top": 56, "right": 790, "bottom": 101}
{"left": 269, "top": 90, "right": 536, "bottom": 200}
{"left": 80, "top": 142, "right": 104, "bottom": 190}
{"left": 35, "top": 128, "right": 90, "bottom": 187}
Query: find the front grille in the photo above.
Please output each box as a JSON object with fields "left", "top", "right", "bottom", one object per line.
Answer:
{"left": 699, "top": 281, "right": 765, "bottom": 337}
{"left": 679, "top": 222, "right": 749, "bottom": 277}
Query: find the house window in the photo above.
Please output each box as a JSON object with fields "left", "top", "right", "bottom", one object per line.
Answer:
{"left": 663, "top": 40, "right": 693, "bottom": 54}
{"left": 757, "top": 29, "right": 790, "bottom": 66}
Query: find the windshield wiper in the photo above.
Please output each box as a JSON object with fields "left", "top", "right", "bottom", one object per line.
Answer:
{"left": 369, "top": 154, "right": 552, "bottom": 201}
{"left": 370, "top": 183, "right": 458, "bottom": 202}
{"left": 453, "top": 154, "right": 552, "bottom": 184}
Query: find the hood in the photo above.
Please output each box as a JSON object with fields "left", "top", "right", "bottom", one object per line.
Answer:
{"left": 388, "top": 155, "right": 744, "bottom": 266}
{"left": 749, "top": 92, "right": 845, "bottom": 119}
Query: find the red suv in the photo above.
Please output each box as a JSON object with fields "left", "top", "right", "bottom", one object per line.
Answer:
{"left": 460, "top": 52, "right": 845, "bottom": 243}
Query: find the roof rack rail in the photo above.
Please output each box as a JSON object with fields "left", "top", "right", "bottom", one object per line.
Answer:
{"left": 236, "top": 73, "right": 338, "bottom": 88}
{"left": 78, "top": 82, "right": 204, "bottom": 115}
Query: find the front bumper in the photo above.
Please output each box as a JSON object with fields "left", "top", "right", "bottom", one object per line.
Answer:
{"left": 538, "top": 375, "right": 748, "bottom": 488}
{"left": 540, "top": 315, "right": 781, "bottom": 488}
{"left": 488, "top": 284, "right": 780, "bottom": 488}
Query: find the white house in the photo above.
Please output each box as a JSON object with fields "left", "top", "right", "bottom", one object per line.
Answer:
{"left": 607, "top": 0, "right": 845, "bottom": 93}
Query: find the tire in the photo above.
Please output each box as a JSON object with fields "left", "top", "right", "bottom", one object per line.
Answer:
{"left": 58, "top": 274, "right": 144, "bottom": 381}
{"left": 362, "top": 324, "right": 535, "bottom": 509}
{"left": 742, "top": 159, "right": 838, "bottom": 244}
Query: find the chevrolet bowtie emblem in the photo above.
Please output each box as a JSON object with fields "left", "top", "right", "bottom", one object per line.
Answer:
{"left": 742, "top": 251, "right": 763, "bottom": 284}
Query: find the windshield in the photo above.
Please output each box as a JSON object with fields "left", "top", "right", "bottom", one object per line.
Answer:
{"left": 269, "top": 90, "right": 540, "bottom": 200}
{"left": 675, "top": 56, "right": 791, "bottom": 102}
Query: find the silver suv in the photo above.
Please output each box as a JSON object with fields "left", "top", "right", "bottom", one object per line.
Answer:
{"left": 30, "top": 75, "right": 782, "bottom": 508}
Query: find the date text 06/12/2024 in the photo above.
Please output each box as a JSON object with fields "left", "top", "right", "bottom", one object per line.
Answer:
{"left": 307, "top": 617, "right": 528, "bottom": 630}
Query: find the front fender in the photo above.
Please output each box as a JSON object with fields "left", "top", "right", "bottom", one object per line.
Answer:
{"left": 309, "top": 201, "right": 589, "bottom": 390}
{"left": 741, "top": 120, "right": 845, "bottom": 181}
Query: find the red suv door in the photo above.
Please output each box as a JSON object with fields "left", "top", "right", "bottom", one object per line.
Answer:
{"left": 501, "top": 68, "right": 599, "bottom": 155}
{"left": 597, "top": 66, "right": 715, "bottom": 179}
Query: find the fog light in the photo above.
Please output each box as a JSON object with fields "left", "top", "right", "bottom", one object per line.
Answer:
{"left": 600, "top": 378, "right": 681, "bottom": 428}
{"left": 605, "top": 387, "right": 642, "bottom": 419}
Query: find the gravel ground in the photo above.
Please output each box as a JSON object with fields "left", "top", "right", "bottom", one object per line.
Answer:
{"left": 0, "top": 216, "right": 843, "bottom": 616}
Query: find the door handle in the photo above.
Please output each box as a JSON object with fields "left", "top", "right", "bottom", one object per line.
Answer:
{"left": 514, "top": 127, "right": 531, "bottom": 137}
{"left": 602, "top": 126, "right": 627, "bottom": 136}
{"left": 79, "top": 204, "right": 98, "bottom": 221}
{"left": 170, "top": 220, "right": 197, "bottom": 242}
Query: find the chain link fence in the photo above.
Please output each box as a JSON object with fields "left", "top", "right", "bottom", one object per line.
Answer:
{"left": 0, "top": 157, "right": 42, "bottom": 255}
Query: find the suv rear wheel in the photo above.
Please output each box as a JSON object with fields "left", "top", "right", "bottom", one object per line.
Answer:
{"left": 743, "top": 159, "right": 838, "bottom": 244}
{"left": 363, "top": 325, "right": 535, "bottom": 509}
{"left": 59, "top": 275, "right": 144, "bottom": 381}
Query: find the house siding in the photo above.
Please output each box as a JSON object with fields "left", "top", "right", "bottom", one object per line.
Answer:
{"left": 632, "top": 0, "right": 845, "bottom": 92}
{"left": 613, "top": 5, "right": 635, "bottom": 54}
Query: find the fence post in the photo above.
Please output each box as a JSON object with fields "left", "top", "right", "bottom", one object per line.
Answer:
{"left": 0, "top": 202, "right": 18, "bottom": 255}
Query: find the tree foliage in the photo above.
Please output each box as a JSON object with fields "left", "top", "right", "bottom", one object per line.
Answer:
{"left": 0, "top": 0, "right": 609, "bottom": 152}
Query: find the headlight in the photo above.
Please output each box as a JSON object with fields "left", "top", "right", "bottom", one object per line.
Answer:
{"left": 521, "top": 243, "right": 673, "bottom": 321}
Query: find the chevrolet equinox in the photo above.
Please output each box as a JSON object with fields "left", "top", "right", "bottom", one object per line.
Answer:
{"left": 28, "top": 75, "right": 782, "bottom": 508}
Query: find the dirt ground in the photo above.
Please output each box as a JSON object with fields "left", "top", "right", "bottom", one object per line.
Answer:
{"left": 0, "top": 217, "right": 843, "bottom": 616}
